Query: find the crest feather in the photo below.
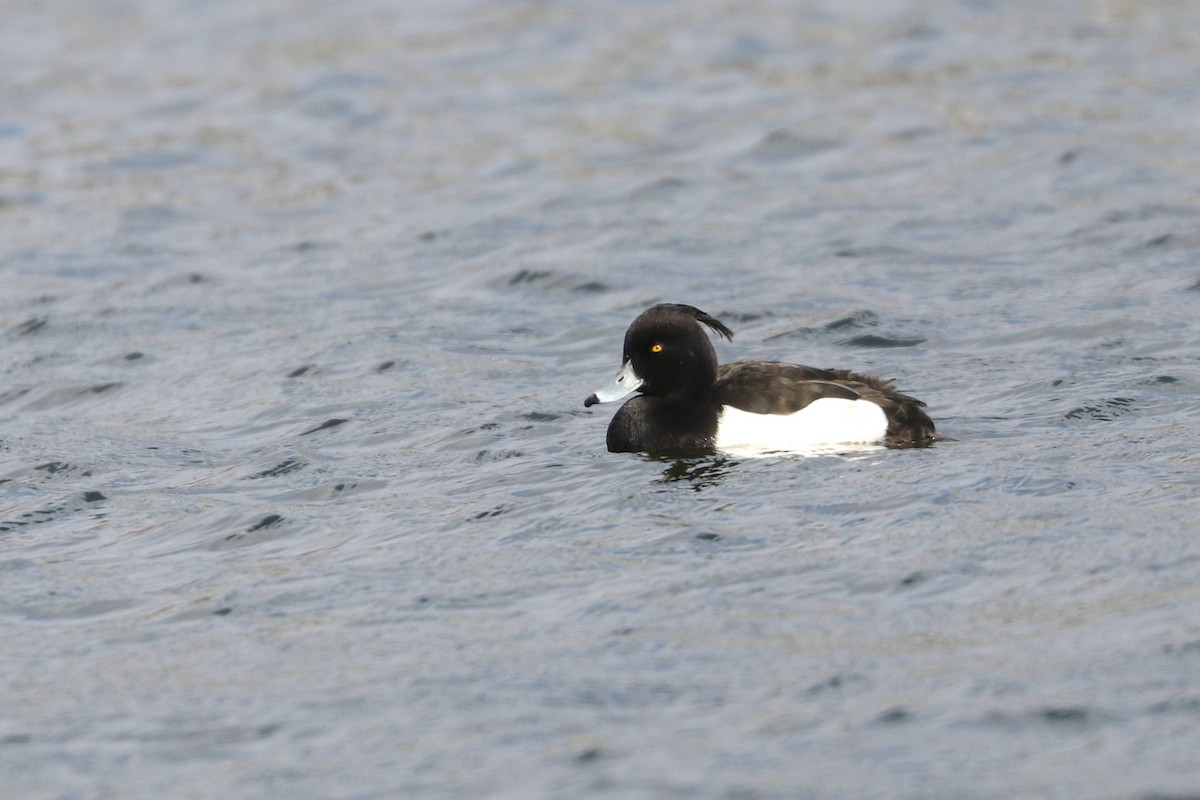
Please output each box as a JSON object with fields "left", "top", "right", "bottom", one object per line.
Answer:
{"left": 656, "top": 303, "right": 734, "bottom": 341}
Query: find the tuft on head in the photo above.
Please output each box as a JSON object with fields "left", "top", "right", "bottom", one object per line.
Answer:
{"left": 653, "top": 304, "right": 734, "bottom": 341}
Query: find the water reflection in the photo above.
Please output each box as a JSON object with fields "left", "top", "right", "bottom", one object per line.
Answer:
{"left": 655, "top": 442, "right": 888, "bottom": 490}
{"left": 656, "top": 455, "right": 737, "bottom": 490}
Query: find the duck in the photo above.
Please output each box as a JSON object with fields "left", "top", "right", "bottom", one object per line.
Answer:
{"left": 583, "top": 303, "right": 938, "bottom": 455}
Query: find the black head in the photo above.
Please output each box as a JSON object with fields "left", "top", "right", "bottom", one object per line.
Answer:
{"left": 622, "top": 304, "right": 734, "bottom": 401}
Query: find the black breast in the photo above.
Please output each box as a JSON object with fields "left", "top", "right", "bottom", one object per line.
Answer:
{"left": 606, "top": 395, "right": 722, "bottom": 454}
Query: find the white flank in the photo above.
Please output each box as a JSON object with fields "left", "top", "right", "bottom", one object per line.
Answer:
{"left": 714, "top": 398, "right": 888, "bottom": 457}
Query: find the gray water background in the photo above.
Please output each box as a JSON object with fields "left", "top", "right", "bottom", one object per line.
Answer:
{"left": 3, "top": 1, "right": 1200, "bottom": 797}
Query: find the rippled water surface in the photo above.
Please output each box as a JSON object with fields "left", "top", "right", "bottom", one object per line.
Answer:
{"left": 4, "top": 1, "right": 1200, "bottom": 797}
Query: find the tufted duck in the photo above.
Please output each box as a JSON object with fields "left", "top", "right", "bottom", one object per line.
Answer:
{"left": 584, "top": 303, "right": 937, "bottom": 455}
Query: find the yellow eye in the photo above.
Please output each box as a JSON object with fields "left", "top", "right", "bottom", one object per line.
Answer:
{"left": 651, "top": 343, "right": 664, "bottom": 353}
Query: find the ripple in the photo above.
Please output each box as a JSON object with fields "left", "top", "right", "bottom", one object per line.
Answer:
{"left": 744, "top": 129, "right": 841, "bottom": 162}
{"left": 837, "top": 333, "right": 926, "bottom": 348}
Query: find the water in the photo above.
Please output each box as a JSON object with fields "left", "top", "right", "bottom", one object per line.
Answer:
{"left": 3, "top": 1, "right": 1200, "bottom": 797}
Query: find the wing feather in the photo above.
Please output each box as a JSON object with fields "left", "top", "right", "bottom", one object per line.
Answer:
{"left": 713, "top": 360, "right": 936, "bottom": 444}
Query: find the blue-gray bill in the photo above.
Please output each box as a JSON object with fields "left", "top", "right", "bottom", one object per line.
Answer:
{"left": 583, "top": 360, "right": 643, "bottom": 407}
